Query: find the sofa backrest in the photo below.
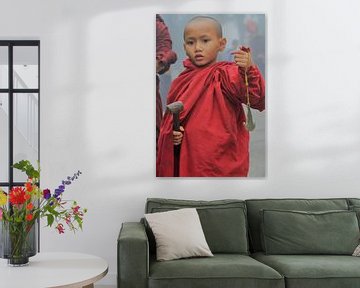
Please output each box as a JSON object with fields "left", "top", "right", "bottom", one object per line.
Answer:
{"left": 348, "top": 198, "right": 360, "bottom": 207}
{"left": 347, "top": 198, "right": 360, "bottom": 229}
{"left": 145, "top": 198, "right": 249, "bottom": 254}
{"left": 245, "top": 198, "right": 349, "bottom": 252}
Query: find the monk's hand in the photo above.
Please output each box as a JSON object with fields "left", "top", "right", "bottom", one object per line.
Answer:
{"left": 231, "top": 46, "right": 253, "bottom": 69}
{"left": 173, "top": 126, "right": 184, "bottom": 146}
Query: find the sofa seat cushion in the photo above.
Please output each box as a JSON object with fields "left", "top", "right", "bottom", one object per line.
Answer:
{"left": 252, "top": 252, "right": 360, "bottom": 288}
{"left": 149, "top": 254, "right": 284, "bottom": 288}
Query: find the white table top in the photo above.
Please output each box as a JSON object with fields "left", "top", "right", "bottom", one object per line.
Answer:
{"left": 0, "top": 252, "right": 108, "bottom": 288}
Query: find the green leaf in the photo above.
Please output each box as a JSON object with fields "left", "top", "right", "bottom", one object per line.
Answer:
{"left": 12, "top": 160, "right": 30, "bottom": 170}
{"left": 43, "top": 204, "right": 60, "bottom": 217}
{"left": 47, "top": 214, "right": 55, "bottom": 227}
{"left": 12, "top": 160, "right": 40, "bottom": 180}
{"left": 75, "top": 215, "right": 83, "bottom": 230}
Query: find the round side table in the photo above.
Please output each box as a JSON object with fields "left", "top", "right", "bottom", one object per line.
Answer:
{"left": 0, "top": 252, "right": 108, "bottom": 288}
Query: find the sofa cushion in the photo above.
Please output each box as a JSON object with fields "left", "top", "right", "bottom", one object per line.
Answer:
{"left": 347, "top": 198, "right": 360, "bottom": 207}
{"left": 146, "top": 198, "right": 249, "bottom": 254}
{"left": 246, "top": 198, "right": 349, "bottom": 252}
{"left": 261, "top": 209, "right": 359, "bottom": 255}
{"left": 252, "top": 252, "right": 360, "bottom": 288}
{"left": 349, "top": 205, "right": 360, "bottom": 228}
{"left": 149, "top": 254, "right": 284, "bottom": 288}
{"left": 145, "top": 208, "right": 213, "bottom": 261}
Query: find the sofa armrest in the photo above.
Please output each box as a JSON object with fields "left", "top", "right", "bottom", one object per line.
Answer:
{"left": 118, "top": 222, "right": 149, "bottom": 288}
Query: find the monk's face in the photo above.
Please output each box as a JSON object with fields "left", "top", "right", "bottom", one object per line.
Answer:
{"left": 183, "top": 19, "right": 226, "bottom": 67}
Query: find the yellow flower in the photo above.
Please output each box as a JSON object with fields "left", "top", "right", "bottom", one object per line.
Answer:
{"left": 0, "top": 189, "right": 7, "bottom": 206}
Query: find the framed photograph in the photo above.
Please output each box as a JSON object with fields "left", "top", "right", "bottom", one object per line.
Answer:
{"left": 156, "top": 14, "right": 266, "bottom": 177}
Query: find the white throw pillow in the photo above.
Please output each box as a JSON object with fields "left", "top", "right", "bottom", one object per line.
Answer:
{"left": 145, "top": 208, "right": 213, "bottom": 261}
{"left": 353, "top": 244, "right": 360, "bottom": 256}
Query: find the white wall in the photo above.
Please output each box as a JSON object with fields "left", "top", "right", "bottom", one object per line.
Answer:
{"left": 1, "top": 0, "right": 360, "bottom": 285}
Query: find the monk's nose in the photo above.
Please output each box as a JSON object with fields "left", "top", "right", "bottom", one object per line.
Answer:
{"left": 195, "top": 43, "right": 202, "bottom": 51}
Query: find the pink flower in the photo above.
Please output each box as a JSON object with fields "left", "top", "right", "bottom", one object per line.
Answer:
{"left": 72, "top": 205, "right": 80, "bottom": 215}
{"left": 0, "top": 208, "right": 3, "bottom": 220}
{"left": 65, "top": 214, "right": 71, "bottom": 225}
{"left": 56, "top": 223, "right": 65, "bottom": 234}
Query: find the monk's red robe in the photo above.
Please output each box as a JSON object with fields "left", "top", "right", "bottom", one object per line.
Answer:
{"left": 157, "top": 59, "right": 265, "bottom": 177}
{"left": 156, "top": 14, "right": 177, "bottom": 155}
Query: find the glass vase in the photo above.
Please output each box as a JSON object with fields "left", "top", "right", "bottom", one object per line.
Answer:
{"left": 0, "top": 220, "right": 37, "bottom": 266}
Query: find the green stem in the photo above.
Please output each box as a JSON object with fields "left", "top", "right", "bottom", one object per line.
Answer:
{"left": 8, "top": 222, "right": 30, "bottom": 259}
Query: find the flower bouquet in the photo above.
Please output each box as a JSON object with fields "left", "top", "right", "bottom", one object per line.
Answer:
{"left": 0, "top": 160, "right": 87, "bottom": 266}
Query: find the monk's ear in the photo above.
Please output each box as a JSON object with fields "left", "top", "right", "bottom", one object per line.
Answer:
{"left": 219, "top": 38, "right": 227, "bottom": 51}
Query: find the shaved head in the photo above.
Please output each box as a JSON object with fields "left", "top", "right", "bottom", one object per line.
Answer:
{"left": 184, "top": 16, "right": 223, "bottom": 39}
{"left": 183, "top": 15, "right": 227, "bottom": 67}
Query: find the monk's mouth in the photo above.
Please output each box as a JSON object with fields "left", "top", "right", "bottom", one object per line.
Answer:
{"left": 195, "top": 55, "right": 204, "bottom": 61}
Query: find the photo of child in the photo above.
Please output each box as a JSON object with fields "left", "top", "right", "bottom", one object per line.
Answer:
{"left": 156, "top": 14, "right": 266, "bottom": 177}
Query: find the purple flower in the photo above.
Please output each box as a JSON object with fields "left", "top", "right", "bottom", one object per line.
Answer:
{"left": 54, "top": 189, "right": 63, "bottom": 198}
{"left": 54, "top": 170, "right": 82, "bottom": 199}
{"left": 43, "top": 189, "right": 51, "bottom": 200}
{"left": 61, "top": 171, "right": 82, "bottom": 187}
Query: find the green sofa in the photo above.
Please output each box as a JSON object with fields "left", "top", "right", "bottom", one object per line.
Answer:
{"left": 118, "top": 198, "right": 360, "bottom": 288}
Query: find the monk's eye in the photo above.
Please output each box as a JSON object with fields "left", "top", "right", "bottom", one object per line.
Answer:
{"left": 186, "top": 41, "right": 194, "bottom": 45}
{"left": 203, "top": 39, "right": 210, "bottom": 43}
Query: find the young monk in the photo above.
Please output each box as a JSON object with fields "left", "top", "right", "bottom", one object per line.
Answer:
{"left": 156, "top": 16, "right": 265, "bottom": 177}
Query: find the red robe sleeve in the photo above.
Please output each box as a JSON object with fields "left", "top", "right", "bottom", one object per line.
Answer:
{"left": 156, "top": 15, "right": 177, "bottom": 74}
{"left": 219, "top": 64, "right": 265, "bottom": 111}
